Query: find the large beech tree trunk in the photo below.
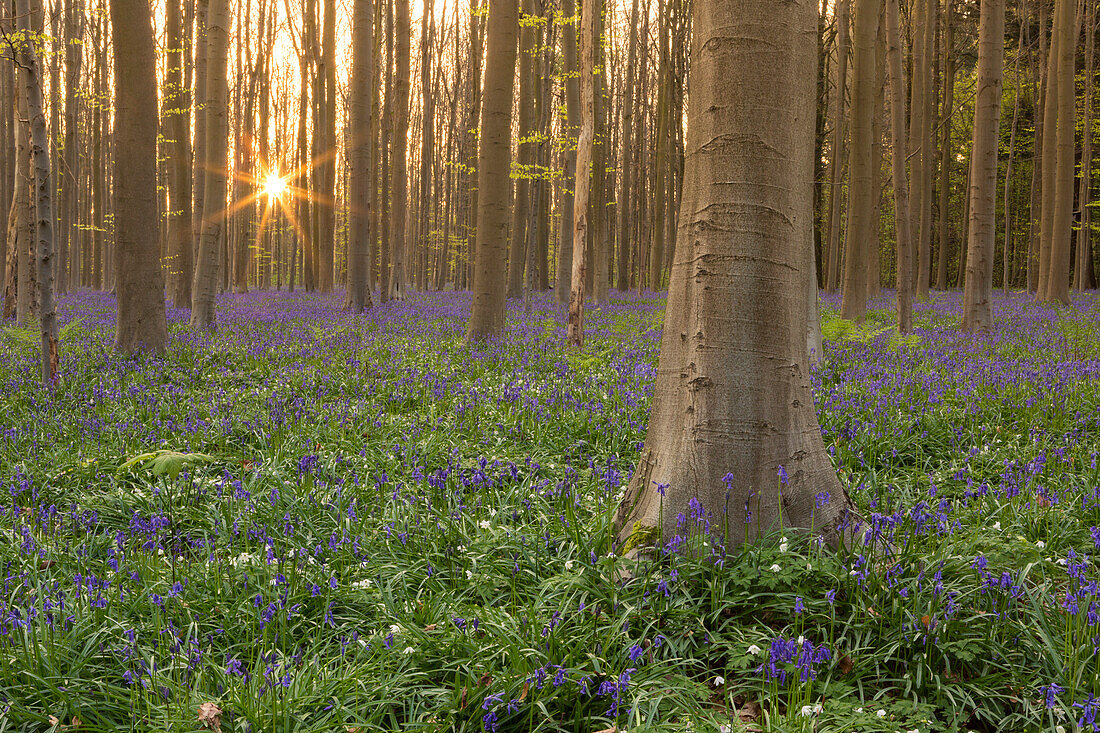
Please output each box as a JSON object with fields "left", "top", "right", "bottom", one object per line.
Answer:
{"left": 110, "top": 0, "right": 167, "bottom": 352}
{"left": 464, "top": 0, "right": 517, "bottom": 340}
{"left": 615, "top": 0, "right": 850, "bottom": 548}
{"left": 961, "top": 0, "right": 1005, "bottom": 333}
{"left": 190, "top": 0, "right": 229, "bottom": 329}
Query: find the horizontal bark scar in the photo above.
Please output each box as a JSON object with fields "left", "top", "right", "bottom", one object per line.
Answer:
{"left": 697, "top": 132, "right": 781, "bottom": 159}
{"left": 691, "top": 203, "right": 794, "bottom": 232}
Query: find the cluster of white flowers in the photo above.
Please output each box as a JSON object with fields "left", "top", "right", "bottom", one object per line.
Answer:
{"left": 747, "top": 644, "right": 762, "bottom": 656}
{"left": 799, "top": 703, "right": 822, "bottom": 717}
{"left": 351, "top": 579, "right": 372, "bottom": 589}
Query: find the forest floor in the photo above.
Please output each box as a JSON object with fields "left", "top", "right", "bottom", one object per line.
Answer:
{"left": 0, "top": 289, "right": 1097, "bottom": 732}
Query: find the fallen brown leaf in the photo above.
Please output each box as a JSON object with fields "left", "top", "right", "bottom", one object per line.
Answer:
{"left": 197, "top": 702, "right": 223, "bottom": 733}
{"left": 738, "top": 700, "right": 762, "bottom": 723}
{"left": 479, "top": 672, "right": 493, "bottom": 688}
{"left": 460, "top": 686, "right": 468, "bottom": 709}
{"left": 518, "top": 683, "right": 528, "bottom": 701}
{"left": 592, "top": 727, "right": 617, "bottom": 733}
{"left": 839, "top": 654, "right": 854, "bottom": 674}
{"left": 424, "top": 624, "right": 438, "bottom": 631}
{"left": 48, "top": 715, "right": 60, "bottom": 728}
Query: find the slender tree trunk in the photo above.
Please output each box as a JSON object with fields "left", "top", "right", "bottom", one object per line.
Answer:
{"left": 1077, "top": 0, "right": 1096, "bottom": 291}
{"left": 166, "top": 0, "right": 193, "bottom": 307}
{"left": 840, "top": 0, "right": 879, "bottom": 321}
{"left": 935, "top": 0, "right": 954, "bottom": 290}
{"left": 614, "top": 0, "right": 850, "bottom": 549}
{"left": 567, "top": 0, "right": 597, "bottom": 345}
{"left": 191, "top": 0, "right": 209, "bottom": 291}
{"left": 12, "top": 57, "right": 34, "bottom": 324}
{"left": 616, "top": 0, "right": 640, "bottom": 293}
{"left": 555, "top": 0, "right": 579, "bottom": 302}
{"left": 1040, "top": 0, "right": 1076, "bottom": 304}
{"left": 1004, "top": 9, "right": 1023, "bottom": 293}
{"left": 417, "top": 4, "right": 433, "bottom": 295}
{"left": 885, "top": 0, "right": 911, "bottom": 332}
{"left": 465, "top": 0, "right": 517, "bottom": 340}
{"left": 347, "top": 0, "right": 373, "bottom": 310}
{"left": 507, "top": 0, "right": 535, "bottom": 298}
{"left": 1028, "top": 0, "right": 1047, "bottom": 292}
{"left": 190, "top": 0, "right": 229, "bottom": 329}
{"left": 915, "top": 0, "right": 936, "bottom": 298}
{"left": 961, "top": 0, "right": 1005, "bottom": 331}
{"left": 15, "top": 0, "right": 58, "bottom": 379}
{"left": 825, "top": 0, "right": 849, "bottom": 293}
{"left": 316, "top": 0, "right": 335, "bottom": 291}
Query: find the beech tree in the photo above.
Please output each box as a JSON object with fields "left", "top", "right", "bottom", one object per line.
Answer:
{"left": 961, "top": 0, "right": 1005, "bottom": 333}
{"left": 346, "top": 0, "right": 373, "bottom": 311}
{"left": 14, "top": 0, "right": 59, "bottom": 381}
{"left": 615, "top": 0, "right": 851, "bottom": 547}
{"left": 840, "top": 0, "right": 879, "bottom": 322}
{"left": 465, "top": 0, "right": 517, "bottom": 340}
{"left": 110, "top": 0, "right": 167, "bottom": 352}
{"left": 191, "top": 0, "right": 229, "bottom": 330}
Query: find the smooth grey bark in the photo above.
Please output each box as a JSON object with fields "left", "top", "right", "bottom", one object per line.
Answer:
{"left": 885, "top": 0, "right": 911, "bottom": 333}
{"left": 15, "top": 0, "right": 58, "bottom": 380}
{"left": 615, "top": 0, "right": 851, "bottom": 549}
{"left": 961, "top": 0, "right": 1005, "bottom": 333}
{"left": 110, "top": 0, "right": 168, "bottom": 352}
{"left": 465, "top": 0, "right": 517, "bottom": 340}
{"left": 554, "top": 0, "right": 579, "bottom": 303}
{"left": 347, "top": 0, "right": 373, "bottom": 311}
{"left": 190, "top": 0, "right": 229, "bottom": 330}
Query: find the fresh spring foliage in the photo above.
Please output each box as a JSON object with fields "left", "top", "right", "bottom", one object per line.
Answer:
{"left": 1, "top": 289, "right": 1099, "bottom": 732}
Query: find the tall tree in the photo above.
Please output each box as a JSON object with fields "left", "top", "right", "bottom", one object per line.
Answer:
{"left": 566, "top": 0, "right": 597, "bottom": 346}
{"left": 389, "top": 0, "right": 410, "bottom": 299}
{"left": 885, "top": 0, "right": 911, "bottom": 333}
{"left": 60, "top": 0, "right": 82, "bottom": 294}
{"left": 190, "top": 0, "right": 229, "bottom": 329}
{"left": 840, "top": 0, "right": 879, "bottom": 321}
{"left": 555, "top": 0, "right": 579, "bottom": 303}
{"left": 616, "top": 0, "right": 640, "bottom": 293}
{"left": 465, "top": 0, "right": 517, "bottom": 339}
{"left": 912, "top": 0, "right": 935, "bottom": 297}
{"left": 1039, "top": 0, "right": 1076, "bottom": 304}
{"left": 110, "top": 0, "right": 168, "bottom": 351}
{"left": 615, "top": 0, "right": 850, "bottom": 548}
{"left": 347, "top": 0, "right": 373, "bottom": 311}
{"left": 961, "top": 0, "right": 1005, "bottom": 332}
{"left": 935, "top": 0, "right": 954, "bottom": 290}
{"left": 1077, "top": 0, "right": 1096, "bottom": 291}
{"left": 318, "top": 0, "right": 336, "bottom": 291}
{"left": 191, "top": 0, "right": 209, "bottom": 295}
{"left": 15, "top": 0, "right": 58, "bottom": 380}
{"left": 165, "top": 0, "right": 193, "bottom": 307}
{"left": 507, "top": 0, "right": 535, "bottom": 298}
{"left": 824, "top": 0, "right": 849, "bottom": 293}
